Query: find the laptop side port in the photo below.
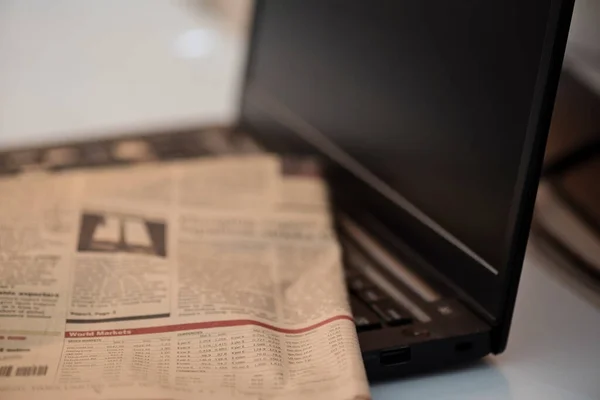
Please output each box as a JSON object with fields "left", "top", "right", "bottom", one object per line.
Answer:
{"left": 379, "top": 347, "right": 411, "bottom": 366}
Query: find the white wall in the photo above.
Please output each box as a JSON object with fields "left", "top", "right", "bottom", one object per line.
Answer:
{"left": 0, "top": 0, "right": 248, "bottom": 149}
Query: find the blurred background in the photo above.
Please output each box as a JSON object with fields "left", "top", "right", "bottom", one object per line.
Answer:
{"left": 0, "top": 0, "right": 598, "bottom": 149}
{"left": 1, "top": 0, "right": 599, "bottom": 299}
{"left": 1, "top": 1, "right": 599, "bottom": 398}
{"left": 0, "top": 0, "right": 252, "bottom": 148}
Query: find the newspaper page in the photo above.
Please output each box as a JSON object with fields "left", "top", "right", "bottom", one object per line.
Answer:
{"left": 0, "top": 155, "right": 370, "bottom": 400}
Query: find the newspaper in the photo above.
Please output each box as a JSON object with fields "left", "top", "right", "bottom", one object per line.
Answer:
{"left": 0, "top": 155, "right": 370, "bottom": 400}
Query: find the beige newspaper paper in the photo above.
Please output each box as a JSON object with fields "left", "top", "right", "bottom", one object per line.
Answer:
{"left": 0, "top": 155, "right": 370, "bottom": 400}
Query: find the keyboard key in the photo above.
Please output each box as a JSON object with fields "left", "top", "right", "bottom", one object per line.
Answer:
{"left": 349, "top": 296, "right": 381, "bottom": 332}
{"left": 44, "top": 147, "right": 80, "bottom": 169}
{"left": 112, "top": 140, "right": 154, "bottom": 161}
{"left": 359, "top": 288, "right": 386, "bottom": 303}
{"left": 371, "top": 300, "right": 412, "bottom": 326}
{"left": 148, "top": 135, "right": 191, "bottom": 159}
{"left": 81, "top": 144, "right": 111, "bottom": 165}
{"left": 347, "top": 276, "right": 374, "bottom": 292}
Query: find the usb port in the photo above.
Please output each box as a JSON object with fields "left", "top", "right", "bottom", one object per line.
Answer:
{"left": 379, "top": 347, "right": 411, "bottom": 366}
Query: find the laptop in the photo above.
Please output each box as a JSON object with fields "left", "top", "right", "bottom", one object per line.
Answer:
{"left": 0, "top": 0, "right": 573, "bottom": 382}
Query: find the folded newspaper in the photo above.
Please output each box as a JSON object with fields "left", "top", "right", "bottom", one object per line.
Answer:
{"left": 0, "top": 155, "right": 370, "bottom": 400}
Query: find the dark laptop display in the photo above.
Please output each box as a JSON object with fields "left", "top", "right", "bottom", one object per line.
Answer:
{"left": 240, "top": 0, "right": 573, "bottom": 360}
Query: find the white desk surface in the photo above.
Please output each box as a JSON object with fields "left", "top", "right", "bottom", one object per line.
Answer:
{"left": 1, "top": 2, "right": 599, "bottom": 399}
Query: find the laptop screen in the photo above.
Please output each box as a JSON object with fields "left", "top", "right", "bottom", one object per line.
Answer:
{"left": 241, "top": 0, "right": 570, "bottom": 325}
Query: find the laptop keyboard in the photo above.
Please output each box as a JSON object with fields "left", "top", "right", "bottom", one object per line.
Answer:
{"left": 344, "top": 257, "right": 413, "bottom": 332}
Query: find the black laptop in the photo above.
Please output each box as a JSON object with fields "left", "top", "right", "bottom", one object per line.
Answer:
{"left": 0, "top": 0, "right": 573, "bottom": 381}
